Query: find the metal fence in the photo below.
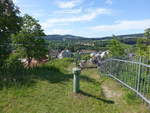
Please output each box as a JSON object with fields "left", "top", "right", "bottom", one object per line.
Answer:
{"left": 99, "top": 57, "right": 150, "bottom": 105}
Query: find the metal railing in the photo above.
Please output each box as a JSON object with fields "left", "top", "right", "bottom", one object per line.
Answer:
{"left": 99, "top": 57, "right": 150, "bottom": 105}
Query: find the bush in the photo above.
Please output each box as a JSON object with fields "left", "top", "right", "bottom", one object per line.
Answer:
{"left": 0, "top": 53, "right": 27, "bottom": 88}
{"left": 81, "top": 54, "right": 90, "bottom": 61}
{"left": 1, "top": 53, "right": 25, "bottom": 79}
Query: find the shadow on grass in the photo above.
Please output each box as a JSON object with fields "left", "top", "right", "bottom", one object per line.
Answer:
{"left": 80, "top": 75, "right": 106, "bottom": 86}
{"left": 79, "top": 90, "right": 115, "bottom": 104}
{"left": 78, "top": 74, "right": 114, "bottom": 104}
{"left": 32, "top": 65, "right": 72, "bottom": 83}
{"left": 0, "top": 65, "right": 72, "bottom": 89}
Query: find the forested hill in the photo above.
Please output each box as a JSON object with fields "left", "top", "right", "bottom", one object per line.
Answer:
{"left": 44, "top": 33, "right": 144, "bottom": 41}
{"left": 44, "top": 35, "right": 85, "bottom": 40}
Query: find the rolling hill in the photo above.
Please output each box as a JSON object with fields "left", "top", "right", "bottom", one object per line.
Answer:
{"left": 44, "top": 33, "right": 144, "bottom": 41}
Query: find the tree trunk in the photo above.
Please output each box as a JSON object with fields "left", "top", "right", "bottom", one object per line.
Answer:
{"left": 27, "top": 57, "right": 32, "bottom": 67}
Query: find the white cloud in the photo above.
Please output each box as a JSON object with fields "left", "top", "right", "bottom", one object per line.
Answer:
{"left": 46, "top": 29, "right": 73, "bottom": 35}
{"left": 105, "top": 0, "right": 113, "bottom": 5}
{"left": 30, "top": 9, "right": 46, "bottom": 18}
{"left": 12, "top": 0, "right": 20, "bottom": 4}
{"left": 57, "top": 0, "right": 82, "bottom": 9}
{"left": 12, "top": 0, "right": 17, "bottom": 3}
{"left": 90, "top": 19, "right": 150, "bottom": 32}
{"left": 12, "top": 0, "right": 45, "bottom": 18}
{"left": 41, "top": 8, "right": 110, "bottom": 28}
{"left": 54, "top": 8, "right": 82, "bottom": 14}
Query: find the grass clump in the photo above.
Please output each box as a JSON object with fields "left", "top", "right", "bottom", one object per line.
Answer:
{"left": 123, "top": 91, "right": 141, "bottom": 105}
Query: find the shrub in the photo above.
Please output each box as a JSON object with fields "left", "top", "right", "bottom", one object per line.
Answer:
{"left": 2, "top": 53, "right": 25, "bottom": 79}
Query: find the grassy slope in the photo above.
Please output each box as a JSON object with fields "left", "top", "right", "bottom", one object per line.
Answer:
{"left": 0, "top": 58, "right": 149, "bottom": 113}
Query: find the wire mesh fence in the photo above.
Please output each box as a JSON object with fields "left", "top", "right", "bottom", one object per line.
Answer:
{"left": 99, "top": 56, "right": 150, "bottom": 105}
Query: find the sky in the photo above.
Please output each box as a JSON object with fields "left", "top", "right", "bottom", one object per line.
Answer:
{"left": 13, "top": 0, "right": 150, "bottom": 37}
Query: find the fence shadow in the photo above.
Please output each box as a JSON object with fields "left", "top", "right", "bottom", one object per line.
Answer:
{"left": 79, "top": 75, "right": 114, "bottom": 104}
{"left": 80, "top": 75, "right": 100, "bottom": 85}
{"left": 79, "top": 90, "right": 115, "bottom": 104}
{"left": 80, "top": 74, "right": 106, "bottom": 86}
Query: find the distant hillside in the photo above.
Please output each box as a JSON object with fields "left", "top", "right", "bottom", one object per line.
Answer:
{"left": 44, "top": 33, "right": 144, "bottom": 41}
{"left": 96, "top": 33, "right": 144, "bottom": 40}
{"left": 44, "top": 35, "right": 85, "bottom": 40}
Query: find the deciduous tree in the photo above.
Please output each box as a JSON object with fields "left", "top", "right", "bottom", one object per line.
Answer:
{"left": 109, "top": 35, "right": 125, "bottom": 57}
{"left": 12, "top": 14, "right": 47, "bottom": 66}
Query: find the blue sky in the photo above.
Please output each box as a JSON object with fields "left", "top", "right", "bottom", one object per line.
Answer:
{"left": 13, "top": 0, "right": 150, "bottom": 37}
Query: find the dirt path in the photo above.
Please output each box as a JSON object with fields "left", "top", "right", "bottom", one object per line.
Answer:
{"left": 102, "top": 85, "right": 122, "bottom": 98}
{"left": 101, "top": 78, "right": 124, "bottom": 104}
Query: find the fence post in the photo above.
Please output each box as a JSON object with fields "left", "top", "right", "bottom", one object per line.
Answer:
{"left": 136, "top": 56, "right": 142, "bottom": 94}
{"left": 72, "top": 67, "right": 81, "bottom": 93}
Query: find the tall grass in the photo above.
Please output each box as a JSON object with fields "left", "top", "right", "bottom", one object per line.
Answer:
{"left": 0, "top": 57, "right": 73, "bottom": 89}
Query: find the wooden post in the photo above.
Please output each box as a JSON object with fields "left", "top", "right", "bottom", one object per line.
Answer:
{"left": 73, "top": 67, "right": 81, "bottom": 93}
